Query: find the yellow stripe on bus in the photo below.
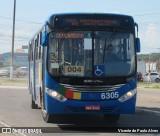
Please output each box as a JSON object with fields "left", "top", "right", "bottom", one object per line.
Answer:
{"left": 73, "top": 92, "right": 81, "bottom": 100}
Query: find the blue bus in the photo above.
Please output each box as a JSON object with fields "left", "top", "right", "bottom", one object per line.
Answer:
{"left": 28, "top": 13, "right": 140, "bottom": 123}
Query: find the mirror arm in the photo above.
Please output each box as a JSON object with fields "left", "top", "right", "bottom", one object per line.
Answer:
{"left": 135, "top": 23, "right": 138, "bottom": 38}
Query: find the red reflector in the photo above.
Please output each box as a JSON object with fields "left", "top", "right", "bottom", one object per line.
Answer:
{"left": 66, "top": 88, "right": 73, "bottom": 99}
{"left": 85, "top": 105, "right": 100, "bottom": 110}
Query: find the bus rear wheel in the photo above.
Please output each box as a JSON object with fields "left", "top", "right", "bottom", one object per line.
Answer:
{"left": 103, "top": 114, "right": 120, "bottom": 123}
{"left": 31, "top": 95, "right": 38, "bottom": 109}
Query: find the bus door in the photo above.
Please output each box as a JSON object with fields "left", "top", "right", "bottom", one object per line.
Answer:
{"left": 35, "top": 35, "right": 42, "bottom": 105}
{"left": 33, "top": 39, "right": 38, "bottom": 101}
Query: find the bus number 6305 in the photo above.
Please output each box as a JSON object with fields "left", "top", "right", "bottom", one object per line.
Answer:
{"left": 101, "top": 92, "right": 119, "bottom": 100}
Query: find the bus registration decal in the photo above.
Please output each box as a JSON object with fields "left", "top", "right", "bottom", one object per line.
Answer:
{"left": 101, "top": 92, "right": 119, "bottom": 100}
{"left": 64, "top": 66, "right": 84, "bottom": 75}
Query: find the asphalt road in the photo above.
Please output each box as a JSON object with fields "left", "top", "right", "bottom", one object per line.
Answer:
{"left": 0, "top": 86, "right": 160, "bottom": 136}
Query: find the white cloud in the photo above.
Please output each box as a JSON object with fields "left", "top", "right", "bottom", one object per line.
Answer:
{"left": 140, "top": 23, "right": 160, "bottom": 53}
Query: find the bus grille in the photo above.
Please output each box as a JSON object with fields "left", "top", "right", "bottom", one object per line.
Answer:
{"left": 61, "top": 84, "right": 124, "bottom": 92}
{"left": 67, "top": 106, "right": 117, "bottom": 112}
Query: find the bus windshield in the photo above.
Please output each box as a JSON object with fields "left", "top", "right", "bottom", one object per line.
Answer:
{"left": 48, "top": 31, "right": 135, "bottom": 78}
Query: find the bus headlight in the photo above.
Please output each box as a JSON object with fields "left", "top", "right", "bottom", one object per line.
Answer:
{"left": 118, "top": 89, "right": 137, "bottom": 102}
{"left": 45, "top": 88, "right": 67, "bottom": 102}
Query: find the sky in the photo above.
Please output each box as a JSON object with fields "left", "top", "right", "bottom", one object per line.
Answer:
{"left": 0, "top": 0, "right": 160, "bottom": 54}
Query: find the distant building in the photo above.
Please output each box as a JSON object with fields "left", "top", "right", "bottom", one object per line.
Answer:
{"left": 3, "top": 52, "right": 28, "bottom": 67}
{"left": 137, "top": 61, "right": 146, "bottom": 74}
{"left": 146, "top": 62, "right": 157, "bottom": 72}
{"left": 0, "top": 54, "right": 3, "bottom": 67}
{"left": 15, "top": 49, "right": 26, "bottom": 53}
{"left": 0, "top": 54, "right": 3, "bottom": 62}
{"left": 137, "top": 61, "right": 158, "bottom": 74}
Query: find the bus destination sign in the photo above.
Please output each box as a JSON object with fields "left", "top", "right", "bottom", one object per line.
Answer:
{"left": 56, "top": 33, "right": 84, "bottom": 38}
{"left": 63, "top": 19, "right": 119, "bottom": 27}
{"left": 55, "top": 18, "right": 121, "bottom": 28}
{"left": 52, "top": 14, "right": 134, "bottom": 31}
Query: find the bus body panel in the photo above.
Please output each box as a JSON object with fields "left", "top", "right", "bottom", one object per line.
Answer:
{"left": 44, "top": 73, "right": 137, "bottom": 114}
{"left": 45, "top": 92, "right": 136, "bottom": 114}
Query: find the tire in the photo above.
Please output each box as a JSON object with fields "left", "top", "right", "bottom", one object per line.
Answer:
{"left": 155, "top": 78, "right": 160, "bottom": 83}
{"left": 31, "top": 95, "right": 38, "bottom": 109}
{"left": 104, "top": 114, "right": 120, "bottom": 123}
{"left": 41, "top": 92, "right": 54, "bottom": 123}
{"left": 17, "top": 73, "right": 20, "bottom": 77}
{"left": 42, "top": 111, "right": 54, "bottom": 123}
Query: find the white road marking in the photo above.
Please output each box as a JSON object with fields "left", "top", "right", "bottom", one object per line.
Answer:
{"left": 0, "top": 120, "right": 27, "bottom": 136}
{"left": 0, "top": 121, "right": 10, "bottom": 127}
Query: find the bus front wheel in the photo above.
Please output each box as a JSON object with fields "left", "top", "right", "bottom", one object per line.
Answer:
{"left": 103, "top": 114, "right": 120, "bottom": 123}
{"left": 41, "top": 93, "right": 54, "bottom": 123}
{"left": 42, "top": 112, "right": 54, "bottom": 123}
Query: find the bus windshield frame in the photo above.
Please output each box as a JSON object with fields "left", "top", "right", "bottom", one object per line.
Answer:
{"left": 47, "top": 30, "right": 136, "bottom": 80}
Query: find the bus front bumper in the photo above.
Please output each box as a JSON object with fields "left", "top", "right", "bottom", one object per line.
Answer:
{"left": 45, "top": 93, "right": 136, "bottom": 114}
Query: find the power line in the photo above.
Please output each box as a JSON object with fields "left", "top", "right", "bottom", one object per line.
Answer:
{"left": 0, "top": 34, "right": 30, "bottom": 39}
{"left": 124, "top": 8, "right": 160, "bottom": 14}
{"left": 0, "top": 42, "right": 27, "bottom": 46}
{"left": 134, "top": 12, "right": 160, "bottom": 17}
{"left": 0, "top": 39, "right": 29, "bottom": 44}
{"left": 1, "top": 12, "right": 160, "bottom": 24}
{"left": 0, "top": 16, "right": 42, "bottom": 25}
{"left": 0, "top": 25, "right": 39, "bottom": 31}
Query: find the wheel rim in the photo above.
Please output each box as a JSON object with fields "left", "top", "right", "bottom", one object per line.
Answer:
{"left": 155, "top": 79, "right": 160, "bottom": 83}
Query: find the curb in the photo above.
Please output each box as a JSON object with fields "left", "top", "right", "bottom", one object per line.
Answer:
{"left": 137, "top": 86, "right": 160, "bottom": 89}
{"left": 137, "top": 87, "right": 160, "bottom": 91}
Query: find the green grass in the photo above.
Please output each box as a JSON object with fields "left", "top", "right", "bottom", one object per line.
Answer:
{"left": 1, "top": 78, "right": 159, "bottom": 88}
{"left": 138, "top": 82, "right": 160, "bottom": 89}
{"left": 0, "top": 78, "right": 27, "bottom": 86}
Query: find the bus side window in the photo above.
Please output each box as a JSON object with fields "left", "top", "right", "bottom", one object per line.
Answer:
{"left": 35, "top": 39, "right": 39, "bottom": 60}
{"left": 39, "top": 32, "right": 43, "bottom": 60}
{"left": 39, "top": 46, "right": 41, "bottom": 60}
{"left": 28, "top": 43, "right": 31, "bottom": 61}
{"left": 31, "top": 40, "right": 34, "bottom": 61}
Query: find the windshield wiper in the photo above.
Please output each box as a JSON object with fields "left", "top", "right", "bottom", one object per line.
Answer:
{"left": 58, "top": 27, "right": 70, "bottom": 62}
{"left": 103, "top": 29, "right": 117, "bottom": 63}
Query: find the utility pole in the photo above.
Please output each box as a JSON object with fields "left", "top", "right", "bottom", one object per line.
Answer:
{"left": 10, "top": 0, "right": 16, "bottom": 79}
{"left": 148, "top": 53, "right": 151, "bottom": 72}
{"left": 157, "top": 48, "right": 160, "bottom": 72}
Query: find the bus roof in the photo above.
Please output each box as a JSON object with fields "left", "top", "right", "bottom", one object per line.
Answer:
{"left": 47, "top": 13, "right": 133, "bottom": 22}
{"left": 29, "top": 13, "right": 135, "bottom": 43}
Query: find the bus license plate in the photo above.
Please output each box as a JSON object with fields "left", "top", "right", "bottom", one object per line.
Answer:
{"left": 85, "top": 105, "right": 100, "bottom": 110}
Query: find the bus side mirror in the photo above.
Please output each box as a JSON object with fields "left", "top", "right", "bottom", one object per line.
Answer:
{"left": 136, "top": 38, "right": 140, "bottom": 53}
{"left": 41, "top": 31, "right": 47, "bottom": 46}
